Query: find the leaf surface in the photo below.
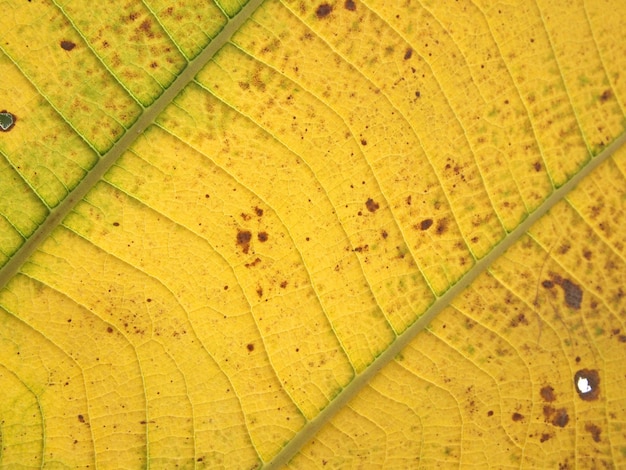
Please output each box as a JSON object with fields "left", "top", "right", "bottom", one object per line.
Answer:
{"left": 0, "top": 0, "right": 625, "bottom": 468}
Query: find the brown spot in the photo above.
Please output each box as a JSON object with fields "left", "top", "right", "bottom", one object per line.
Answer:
{"left": 540, "top": 433, "right": 551, "bottom": 442}
{"left": 365, "top": 198, "right": 380, "bottom": 212}
{"left": 551, "top": 408, "right": 569, "bottom": 427}
{"left": 436, "top": 218, "right": 448, "bottom": 235}
{"left": 139, "top": 20, "right": 153, "bottom": 36}
{"left": 599, "top": 89, "right": 612, "bottom": 102}
{"left": 255, "top": 207, "right": 264, "bottom": 216}
{"left": 236, "top": 230, "right": 252, "bottom": 254}
{"left": 420, "top": 219, "right": 433, "bottom": 230}
{"left": 245, "top": 258, "right": 262, "bottom": 268}
{"left": 315, "top": 3, "right": 332, "bottom": 18}
{"left": 60, "top": 40, "right": 76, "bottom": 51}
{"left": 415, "top": 90, "right": 421, "bottom": 98}
{"left": 540, "top": 385, "right": 556, "bottom": 402}
{"left": 542, "top": 280, "right": 554, "bottom": 288}
{"left": 106, "top": 326, "right": 113, "bottom": 333}
{"left": 404, "top": 48, "right": 413, "bottom": 60}
{"left": 280, "top": 281, "right": 288, "bottom": 288}
{"left": 344, "top": 0, "right": 356, "bottom": 11}
{"left": 574, "top": 369, "right": 600, "bottom": 401}
{"left": 487, "top": 410, "right": 493, "bottom": 417}
{"left": 78, "top": 415, "right": 85, "bottom": 423}
{"left": 258, "top": 232, "right": 268, "bottom": 242}
{"left": 619, "top": 335, "right": 626, "bottom": 343}
{"left": 381, "top": 230, "right": 388, "bottom": 239}
{"left": 112, "top": 222, "right": 120, "bottom": 227}
{"left": 240, "top": 212, "right": 251, "bottom": 221}
{"left": 583, "top": 249, "right": 592, "bottom": 260}
{"left": 534, "top": 161, "right": 541, "bottom": 172}
{"left": 256, "top": 287, "right": 263, "bottom": 298}
{"left": 360, "top": 138, "right": 367, "bottom": 145}
{"left": 246, "top": 343, "right": 254, "bottom": 352}
{"left": 585, "top": 423, "right": 601, "bottom": 442}
{"left": 512, "top": 412, "right": 523, "bottom": 422}
{"left": 224, "top": 285, "right": 228, "bottom": 290}
{"left": 510, "top": 313, "right": 528, "bottom": 328}
{"left": 558, "top": 278, "right": 582, "bottom": 309}
{"left": 406, "top": 195, "right": 412, "bottom": 205}
{"left": 150, "top": 61, "right": 158, "bottom": 69}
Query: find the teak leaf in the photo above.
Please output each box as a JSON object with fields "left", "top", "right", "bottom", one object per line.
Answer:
{"left": 1, "top": 0, "right": 625, "bottom": 468}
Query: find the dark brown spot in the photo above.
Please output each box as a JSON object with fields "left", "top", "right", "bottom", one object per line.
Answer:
{"left": 487, "top": 410, "right": 493, "bottom": 417}
{"left": 599, "top": 89, "right": 612, "bottom": 102}
{"left": 404, "top": 48, "right": 413, "bottom": 60}
{"left": 540, "top": 433, "right": 551, "bottom": 442}
{"left": 583, "top": 249, "right": 592, "bottom": 260}
{"left": 258, "top": 232, "right": 268, "bottom": 242}
{"left": 365, "top": 198, "right": 379, "bottom": 213}
{"left": 512, "top": 412, "right": 523, "bottom": 422}
{"left": 542, "top": 280, "right": 554, "bottom": 288}
{"left": 534, "top": 161, "right": 541, "bottom": 172}
{"left": 246, "top": 343, "right": 254, "bottom": 352}
{"left": 344, "top": 0, "right": 356, "bottom": 11}
{"left": 255, "top": 207, "right": 264, "bottom": 216}
{"left": 420, "top": 219, "right": 433, "bottom": 231}
{"left": 360, "top": 139, "right": 367, "bottom": 145}
{"left": 406, "top": 195, "right": 412, "bottom": 205}
{"left": 551, "top": 408, "right": 569, "bottom": 427}
{"left": 558, "top": 278, "right": 582, "bottom": 309}
{"left": 619, "top": 335, "right": 626, "bottom": 343}
{"left": 574, "top": 369, "right": 600, "bottom": 401}
{"left": 112, "top": 222, "right": 120, "bottom": 227}
{"left": 510, "top": 313, "right": 528, "bottom": 328}
{"left": 146, "top": 298, "right": 152, "bottom": 302}
{"left": 224, "top": 285, "right": 228, "bottom": 290}
{"left": 585, "top": 423, "right": 601, "bottom": 442}
{"left": 60, "top": 40, "right": 76, "bottom": 51}
{"left": 540, "top": 385, "right": 556, "bottom": 402}
{"left": 78, "top": 414, "right": 85, "bottom": 423}
{"left": 256, "top": 287, "right": 263, "bottom": 298}
{"left": 106, "top": 326, "right": 113, "bottom": 333}
{"left": 315, "top": 3, "right": 332, "bottom": 18}
{"left": 381, "top": 230, "right": 388, "bottom": 239}
{"left": 150, "top": 61, "right": 158, "bottom": 69}
{"left": 280, "top": 281, "right": 288, "bottom": 288}
{"left": 436, "top": 218, "right": 448, "bottom": 235}
{"left": 236, "top": 230, "right": 252, "bottom": 254}
{"left": 415, "top": 90, "right": 421, "bottom": 98}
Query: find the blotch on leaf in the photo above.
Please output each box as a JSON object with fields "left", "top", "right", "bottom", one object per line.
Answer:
{"left": 420, "top": 219, "right": 433, "bottom": 231}
{"left": 512, "top": 412, "right": 523, "bottom": 422}
{"left": 365, "top": 198, "right": 379, "bottom": 212}
{"left": 258, "top": 232, "right": 268, "bottom": 242}
{"left": 236, "top": 230, "right": 252, "bottom": 254}
{"left": 540, "top": 385, "right": 556, "bottom": 402}
{"left": 599, "top": 89, "right": 612, "bottom": 102}
{"left": 551, "top": 408, "right": 569, "bottom": 427}
{"left": 574, "top": 369, "right": 600, "bottom": 401}
{"left": 316, "top": 3, "right": 332, "bottom": 18}
{"left": 0, "top": 111, "right": 16, "bottom": 132}
{"left": 60, "top": 40, "right": 76, "bottom": 51}
{"left": 344, "top": 0, "right": 356, "bottom": 11}
{"left": 404, "top": 48, "right": 413, "bottom": 60}
{"left": 552, "top": 275, "right": 582, "bottom": 309}
{"left": 585, "top": 423, "right": 601, "bottom": 442}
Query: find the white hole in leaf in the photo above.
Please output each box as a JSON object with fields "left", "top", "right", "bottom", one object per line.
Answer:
{"left": 577, "top": 376, "right": 592, "bottom": 394}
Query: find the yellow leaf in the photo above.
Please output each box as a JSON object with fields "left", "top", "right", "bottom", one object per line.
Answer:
{"left": 0, "top": 0, "right": 625, "bottom": 468}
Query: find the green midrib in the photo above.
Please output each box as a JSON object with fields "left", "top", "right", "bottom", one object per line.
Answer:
{"left": 0, "top": 1, "right": 625, "bottom": 467}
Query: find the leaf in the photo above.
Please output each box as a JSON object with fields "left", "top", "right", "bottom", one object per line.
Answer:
{"left": 0, "top": 0, "right": 625, "bottom": 467}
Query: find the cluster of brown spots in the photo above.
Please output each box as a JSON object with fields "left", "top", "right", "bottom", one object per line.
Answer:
{"left": 509, "top": 313, "right": 528, "bottom": 328}
{"left": 236, "top": 230, "right": 252, "bottom": 254}
{"left": 420, "top": 219, "right": 433, "bottom": 231}
{"left": 404, "top": 48, "right": 413, "bottom": 60}
{"left": 258, "top": 232, "right": 268, "bottom": 242}
{"left": 574, "top": 369, "right": 600, "bottom": 401}
{"left": 316, "top": 3, "right": 332, "bottom": 18}
{"left": 365, "top": 198, "right": 379, "bottom": 212}
{"left": 543, "top": 405, "right": 569, "bottom": 427}
{"left": 60, "top": 40, "right": 76, "bottom": 51}
{"left": 599, "top": 89, "right": 612, "bottom": 102}
{"left": 344, "top": 0, "right": 356, "bottom": 11}
{"left": 585, "top": 423, "right": 602, "bottom": 442}
{"left": 245, "top": 258, "right": 261, "bottom": 268}
{"left": 540, "top": 385, "right": 556, "bottom": 402}
{"left": 353, "top": 245, "right": 369, "bottom": 253}
{"left": 246, "top": 343, "right": 254, "bottom": 352}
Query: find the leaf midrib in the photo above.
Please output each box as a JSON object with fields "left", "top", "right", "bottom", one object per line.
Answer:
{"left": 1, "top": 1, "right": 626, "bottom": 467}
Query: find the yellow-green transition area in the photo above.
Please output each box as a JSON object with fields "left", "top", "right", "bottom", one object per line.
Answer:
{"left": 0, "top": 0, "right": 625, "bottom": 468}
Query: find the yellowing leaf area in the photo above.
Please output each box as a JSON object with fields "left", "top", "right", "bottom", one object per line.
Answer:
{"left": 0, "top": 0, "right": 625, "bottom": 468}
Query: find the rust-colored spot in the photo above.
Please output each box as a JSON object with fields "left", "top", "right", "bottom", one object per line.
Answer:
{"left": 551, "top": 408, "right": 569, "bottom": 427}
{"left": 258, "top": 232, "right": 268, "bottom": 242}
{"left": 255, "top": 206, "right": 264, "bottom": 216}
{"left": 344, "top": 0, "right": 356, "bottom": 11}
{"left": 280, "top": 281, "right": 288, "bottom": 288}
{"left": 365, "top": 198, "right": 379, "bottom": 212}
{"left": 256, "top": 287, "right": 263, "bottom": 298}
{"left": 534, "top": 161, "right": 541, "bottom": 172}
{"left": 381, "top": 230, "right": 388, "bottom": 239}
{"left": 487, "top": 410, "right": 493, "bottom": 417}
{"left": 106, "top": 326, "right": 113, "bottom": 333}
{"left": 112, "top": 222, "right": 120, "bottom": 227}
{"left": 60, "top": 40, "right": 76, "bottom": 51}
{"left": 585, "top": 423, "right": 601, "bottom": 442}
{"left": 316, "top": 3, "right": 332, "bottom": 18}
{"left": 599, "top": 89, "right": 612, "bottom": 102}
{"left": 404, "top": 48, "right": 413, "bottom": 60}
{"left": 540, "top": 433, "right": 551, "bottom": 442}
{"left": 78, "top": 414, "right": 85, "bottom": 423}
{"left": 512, "top": 412, "right": 523, "bottom": 422}
{"left": 360, "top": 138, "right": 367, "bottom": 145}
{"left": 574, "top": 369, "right": 600, "bottom": 401}
{"left": 246, "top": 343, "right": 254, "bottom": 352}
{"left": 236, "top": 230, "right": 252, "bottom": 254}
{"left": 540, "top": 385, "right": 556, "bottom": 402}
{"left": 420, "top": 219, "right": 433, "bottom": 231}
{"left": 415, "top": 90, "right": 421, "bottom": 98}
{"left": 245, "top": 258, "right": 261, "bottom": 268}
{"left": 406, "top": 195, "right": 412, "bottom": 205}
